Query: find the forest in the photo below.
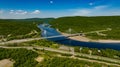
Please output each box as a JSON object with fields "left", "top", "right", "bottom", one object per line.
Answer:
{"left": 0, "top": 35, "right": 120, "bottom": 67}
{"left": 0, "top": 48, "right": 117, "bottom": 67}
{"left": 0, "top": 48, "right": 38, "bottom": 67}
{"left": 50, "top": 16, "right": 120, "bottom": 39}
{"left": 0, "top": 18, "right": 53, "bottom": 41}
{"left": 5, "top": 39, "right": 120, "bottom": 60}
{"left": 0, "top": 16, "right": 120, "bottom": 67}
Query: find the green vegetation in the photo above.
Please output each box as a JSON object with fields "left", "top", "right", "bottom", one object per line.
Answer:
{"left": 0, "top": 45, "right": 119, "bottom": 67}
{"left": 37, "top": 57, "right": 116, "bottom": 67}
{"left": 50, "top": 16, "right": 120, "bottom": 39}
{"left": 24, "top": 40, "right": 60, "bottom": 48}
{"left": 5, "top": 39, "right": 60, "bottom": 48}
{"left": 0, "top": 18, "right": 53, "bottom": 41}
{"left": 38, "top": 49, "right": 120, "bottom": 66}
{"left": 74, "top": 46, "right": 120, "bottom": 59}
{"left": 4, "top": 39, "right": 120, "bottom": 59}
{"left": 75, "top": 55, "right": 120, "bottom": 65}
{"left": 0, "top": 16, "right": 120, "bottom": 67}
{"left": 0, "top": 48, "right": 38, "bottom": 67}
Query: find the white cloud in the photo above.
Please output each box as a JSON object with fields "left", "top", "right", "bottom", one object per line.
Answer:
{"left": 31, "top": 10, "right": 41, "bottom": 14}
{"left": 0, "top": 10, "right": 3, "bottom": 14}
{"left": 50, "top": 1, "right": 53, "bottom": 4}
{"left": 73, "top": 9, "right": 91, "bottom": 16}
{"left": 10, "top": 10, "right": 28, "bottom": 15}
{"left": 89, "top": 3, "right": 94, "bottom": 6}
{"left": 15, "top": 10, "right": 28, "bottom": 15}
{"left": 9, "top": 10, "right": 14, "bottom": 14}
{"left": 94, "top": 5, "right": 108, "bottom": 10}
{"left": 111, "top": 11, "right": 120, "bottom": 15}
{"left": 72, "top": 5, "right": 109, "bottom": 16}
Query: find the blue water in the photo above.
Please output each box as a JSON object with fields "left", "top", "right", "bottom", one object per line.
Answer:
{"left": 38, "top": 24, "right": 120, "bottom": 50}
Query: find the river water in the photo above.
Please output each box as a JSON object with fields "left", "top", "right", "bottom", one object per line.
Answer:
{"left": 38, "top": 24, "right": 120, "bottom": 50}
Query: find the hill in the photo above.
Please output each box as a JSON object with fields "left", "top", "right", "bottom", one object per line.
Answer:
{"left": 50, "top": 16, "right": 120, "bottom": 40}
{"left": 0, "top": 18, "right": 54, "bottom": 41}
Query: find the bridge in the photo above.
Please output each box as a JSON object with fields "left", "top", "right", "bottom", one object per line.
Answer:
{"left": 43, "top": 28, "right": 112, "bottom": 38}
{"left": 0, "top": 28, "right": 112, "bottom": 45}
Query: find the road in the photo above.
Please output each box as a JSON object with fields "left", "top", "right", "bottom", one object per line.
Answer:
{"left": 84, "top": 28, "right": 112, "bottom": 34}
{"left": 58, "top": 55, "right": 120, "bottom": 67}
{"left": 0, "top": 38, "right": 41, "bottom": 45}
{"left": 0, "top": 28, "right": 113, "bottom": 45}
{"left": 0, "top": 45, "right": 120, "bottom": 66}
{"left": 0, "top": 35, "right": 67, "bottom": 45}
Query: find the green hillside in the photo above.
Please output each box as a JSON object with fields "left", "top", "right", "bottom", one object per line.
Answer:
{"left": 0, "top": 18, "right": 54, "bottom": 41}
{"left": 50, "top": 16, "right": 120, "bottom": 39}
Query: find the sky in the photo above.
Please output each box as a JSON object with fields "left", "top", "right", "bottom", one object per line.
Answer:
{"left": 0, "top": 0, "right": 120, "bottom": 19}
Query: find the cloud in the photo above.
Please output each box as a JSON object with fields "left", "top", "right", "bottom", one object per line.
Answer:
{"left": 72, "top": 5, "right": 108, "bottom": 16}
{"left": 89, "top": 3, "right": 94, "bottom": 6}
{"left": 31, "top": 10, "right": 41, "bottom": 14}
{"left": 110, "top": 11, "right": 120, "bottom": 16}
{"left": 94, "top": 5, "right": 108, "bottom": 10}
{"left": 9, "top": 10, "right": 41, "bottom": 15}
{"left": 15, "top": 10, "right": 28, "bottom": 15}
{"left": 0, "top": 10, "right": 3, "bottom": 14}
{"left": 73, "top": 9, "right": 91, "bottom": 16}
{"left": 50, "top": 1, "right": 53, "bottom": 4}
{"left": 10, "top": 10, "right": 28, "bottom": 15}
{"left": 9, "top": 10, "right": 14, "bottom": 14}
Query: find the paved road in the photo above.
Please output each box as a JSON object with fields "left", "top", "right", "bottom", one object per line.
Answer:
{"left": 0, "top": 35, "right": 68, "bottom": 45}
{"left": 0, "top": 28, "right": 113, "bottom": 45}
{"left": 84, "top": 28, "right": 111, "bottom": 34}
{"left": 0, "top": 46, "right": 120, "bottom": 66}
{"left": 0, "top": 38, "right": 41, "bottom": 45}
{"left": 58, "top": 55, "right": 120, "bottom": 67}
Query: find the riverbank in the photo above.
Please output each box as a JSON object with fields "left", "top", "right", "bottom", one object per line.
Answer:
{"left": 61, "top": 33, "right": 120, "bottom": 43}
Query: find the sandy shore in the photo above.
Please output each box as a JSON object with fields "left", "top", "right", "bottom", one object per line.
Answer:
{"left": 61, "top": 33, "right": 120, "bottom": 43}
{"left": 97, "top": 40, "right": 120, "bottom": 43}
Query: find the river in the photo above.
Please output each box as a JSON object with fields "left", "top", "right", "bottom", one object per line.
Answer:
{"left": 38, "top": 24, "right": 120, "bottom": 50}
